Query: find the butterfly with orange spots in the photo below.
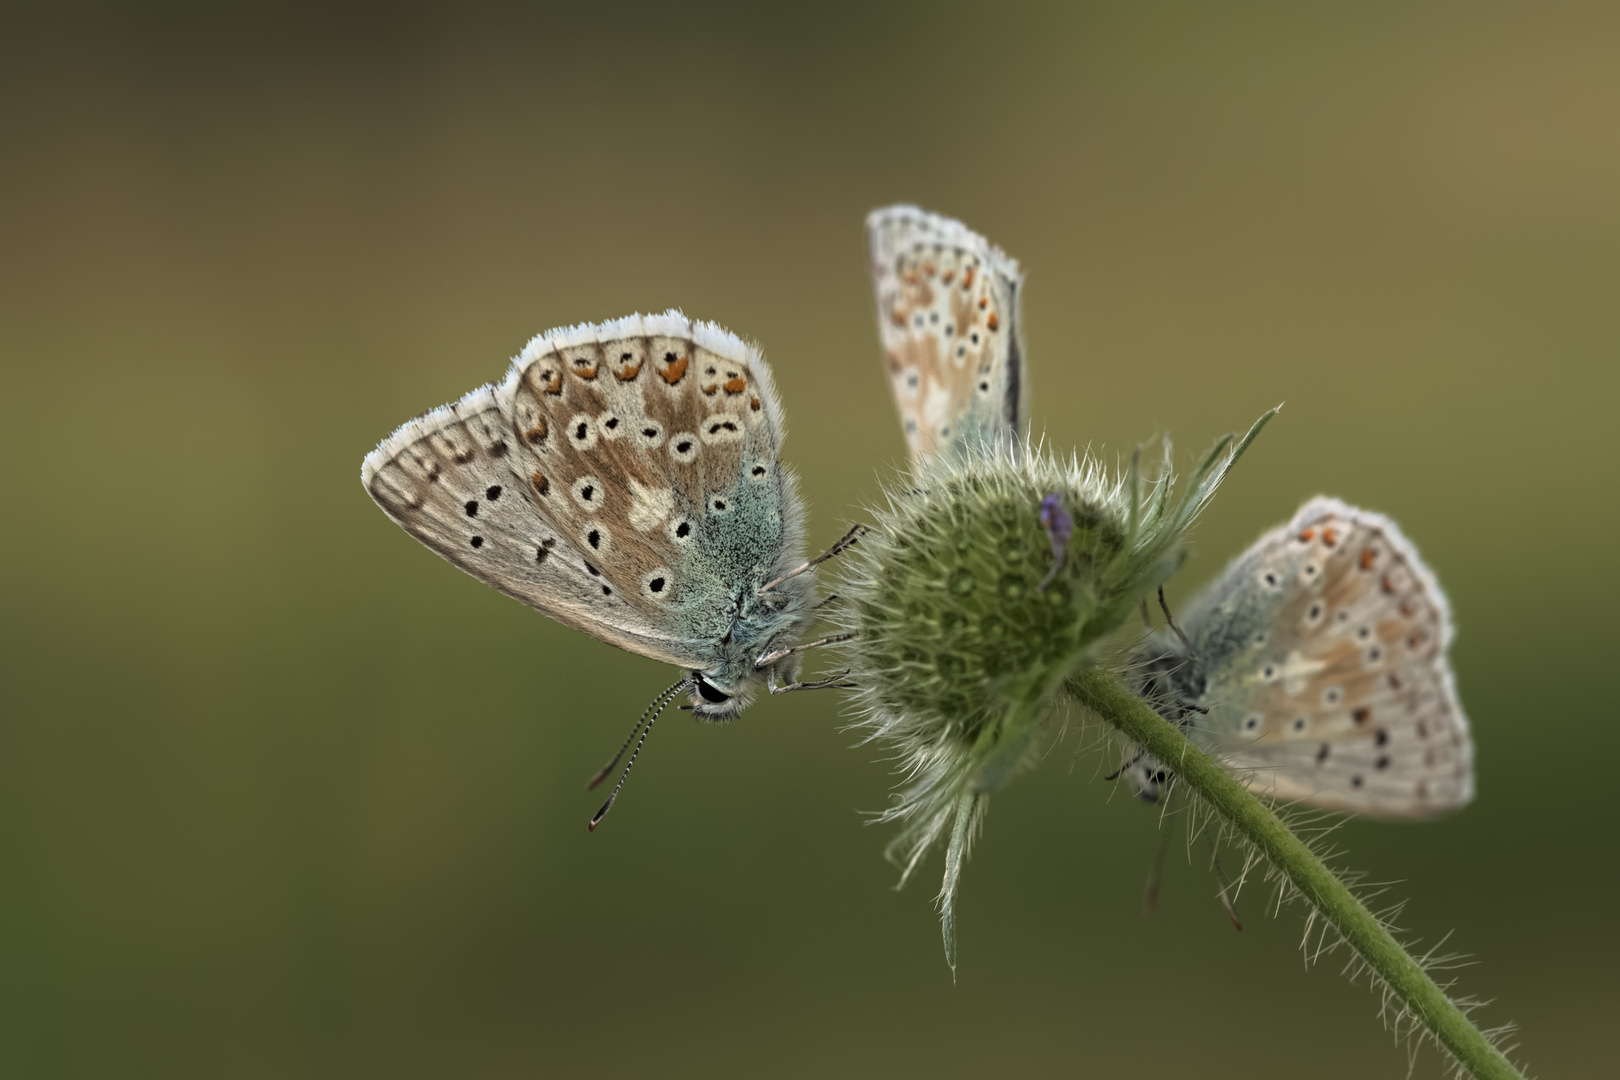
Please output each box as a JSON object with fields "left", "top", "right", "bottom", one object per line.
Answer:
{"left": 1130, "top": 497, "right": 1474, "bottom": 818}
{"left": 866, "top": 205, "right": 1025, "bottom": 471}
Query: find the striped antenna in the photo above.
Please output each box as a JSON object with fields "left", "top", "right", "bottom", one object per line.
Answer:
{"left": 587, "top": 677, "right": 690, "bottom": 832}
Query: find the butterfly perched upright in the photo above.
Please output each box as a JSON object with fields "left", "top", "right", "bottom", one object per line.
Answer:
{"left": 866, "top": 204, "right": 1026, "bottom": 469}
{"left": 1128, "top": 498, "right": 1474, "bottom": 817}
{"left": 362, "top": 311, "right": 848, "bottom": 827}
{"left": 864, "top": 205, "right": 1474, "bottom": 819}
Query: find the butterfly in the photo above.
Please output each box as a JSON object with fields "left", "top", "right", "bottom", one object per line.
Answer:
{"left": 361, "top": 311, "right": 854, "bottom": 827}
{"left": 866, "top": 204, "right": 1026, "bottom": 470}
{"left": 865, "top": 206, "right": 1474, "bottom": 819}
{"left": 1128, "top": 497, "right": 1474, "bottom": 818}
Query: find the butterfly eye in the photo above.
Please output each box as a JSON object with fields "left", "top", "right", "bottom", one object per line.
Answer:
{"left": 695, "top": 678, "right": 730, "bottom": 704}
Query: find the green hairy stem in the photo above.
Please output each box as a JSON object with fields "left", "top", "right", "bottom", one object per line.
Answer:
{"left": 1068, "top": 666, "right": 1525, "bottom": 1080}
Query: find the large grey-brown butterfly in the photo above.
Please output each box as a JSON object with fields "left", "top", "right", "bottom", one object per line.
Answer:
{"left": 362, "top": 311, "right": 854, "bottom": 827}
{"left": 1129, "top": 497, "right": 1473, "bottom": 818}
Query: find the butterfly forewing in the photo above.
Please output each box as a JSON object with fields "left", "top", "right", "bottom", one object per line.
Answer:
{"left": 362, "top": 311, "right": 801, "bottom": 671}
{"left": 1181, "top": 497, "right": 1473, "bottom": 818}
{"left": 866, "top": 205, "right": 1025, "bottom": 471}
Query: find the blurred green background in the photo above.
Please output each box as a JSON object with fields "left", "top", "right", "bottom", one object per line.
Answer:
{"left": 2, "top": 3, "right": 1615, "bottom": 1076}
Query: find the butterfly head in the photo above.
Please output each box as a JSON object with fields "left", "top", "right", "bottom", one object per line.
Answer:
{"left": 684, "top": 669, "right": 760, "bottom": 721}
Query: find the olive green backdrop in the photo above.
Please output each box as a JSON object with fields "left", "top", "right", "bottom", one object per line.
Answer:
{"left": 3, "top": 3, "right": 1615, "bottom": 1077}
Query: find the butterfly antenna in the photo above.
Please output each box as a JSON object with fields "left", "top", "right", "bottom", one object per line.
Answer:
{"left": 587, "top": 677, "right": 688, "bottom": 792}
{"left": 589, "top": 681, "right": 684, "bottom": 832}
{"left": 1158, "top": 585, "right": 1198, "bottom": 659}
{"left": 757, "top": 524, "right": 870, "bottom": 596}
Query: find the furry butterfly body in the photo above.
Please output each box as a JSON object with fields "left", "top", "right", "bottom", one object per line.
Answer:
{"left": 361, "top": 311, "right": 816, "bottom": 719}
{"left": 1129, "top": 497, "right": 1473, "bottom": 817}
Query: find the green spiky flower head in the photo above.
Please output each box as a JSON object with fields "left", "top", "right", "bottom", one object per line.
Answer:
{"left": 833, "top": 413, "right": 1275, "bottom": 972}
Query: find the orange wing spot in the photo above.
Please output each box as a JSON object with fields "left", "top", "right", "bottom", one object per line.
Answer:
{"left": 986, "top": 312, "right": 999, "bottom": 331}
{"left": 659, "top": 355, "right": 689, "bottom": 384}
{"left": 572, "top": 361, "right": 599, "bottom": 380}
{"left": 891, "top": 307, "right": 907, "bottom": 327}
{"left": 531, "top": 471, "right": 550, "bottom": 496}
{"left": 1399, "top": 600, "right": 1416, "bottom": 617}
{"left": 540, "top": 369, "right": 563, "bottom": 395}
{"left": 723, "top": 376, "right": 747, "bottom": 394}
{"left": 922, "top": 262, "right": 936, "bottom": 277}
{"left": 901, "top": 270, "right": 919, "bottom": 285}
{"left": 1359, "top": 548, "right": 1376, "bottom": 570}
{"left": 977, "top": 297, "right": 988, "bottom": 310}
{"left": 961, "top": 268, "right": 975, "bottom": 289}
{"left": 1321, "top": 527, "right": 1338, "bottom": 546}
{"left": 1381, "top": 575, "right": 1395, "bottom": 595}
{"left": 750, "top": 395, "right": 761, "bottom": 411}
{"left": 524, "top": 418, "right": 547, "bottom": 445}
{"left": 701, "top": 384, "right": 718, "bottom": 396}
{"left": 1298, "top": 527, "right": 1316, "bottom": 542}
{"left": 615, "top": 362, "right": 642, "bottom": 381}
{"left": 887, "top": 357, "right": 902, "bottom": 374}
{"left": 1351, "top": 707, "right": 1371, "bottom": 724}
{"left": 941, "top": 270, "right": 955, "bottom": 284}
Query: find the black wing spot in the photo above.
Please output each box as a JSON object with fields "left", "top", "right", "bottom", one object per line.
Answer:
{"left": 605, "top": 416, "right": 619, "bottom": 429}
{"left": 664, "top": 351, "right": 676, "bottom": 362}
{"left": 1351, "top": 774, "right": 1365, "bottom": 788}
{"left": 536, "top": 538, "right": 555, "bottom": 563}
{"left": 676, "top": 440, "right": 692, "bottom": 453}
{"left": 470, "top": 535, "right": 484, "bottom": 548}
{"left": 575, "top": 422, "right": 588, "bottom": 439}
{"left": 580, "top": 485, "right": 594, "bottom": 501}
{"left": 584, "top": 561, "right": 600, "bottom": 576}
{"left": 751, "top": 465, "right": 766, "bottom": 477}
{"left": 587, "top": 529, "right": 601, "bottom": 549}
{"left": 464, "top": 501, "right": 479, "bottom": 517}
{"left": 712, "top": 498, "right": 727, "bottom": 511}
{"left": 485, "top": 485, "right": 502, "bottom": 501}
{"left": 488, "top": 441, "right": 508, "bottom": 457}
{"left": 602, "top": 585, "right": 612, "bottom": 596}
{"left": 649, "top": 576, "right": 665, "bottom": 592}
{"left": 675, "top": 521, "right": 691, "bottom": 539}
{"left": 643, "top": 427, "right": 657, "bottom": 437}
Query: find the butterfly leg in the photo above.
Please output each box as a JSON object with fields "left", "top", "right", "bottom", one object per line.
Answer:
{"left": 1207, "top": 836, "right": 1244, "bottom": 931}
{"left": 767, "top": 668, "right": 854, "bottom": 694}
{"left": 757, "top": 524, "right": 871, "bottom": 597}
{"left": 754, "top": 632, "right": 856, "bottom": 670}
{"left": 1143, "top": 787, "right": 1176, "bottom": 917}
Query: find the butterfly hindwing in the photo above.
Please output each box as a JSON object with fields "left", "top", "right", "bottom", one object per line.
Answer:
{"left": 866, "top": 205, "right": 1025, "bottom": 471}
{"left": 1173, "top": 497, "right": 1474, "bottom": 818}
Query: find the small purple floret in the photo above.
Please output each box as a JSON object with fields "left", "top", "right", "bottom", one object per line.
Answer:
{"left": 1038, "top": 493, "right": 1073, "bottom": 592}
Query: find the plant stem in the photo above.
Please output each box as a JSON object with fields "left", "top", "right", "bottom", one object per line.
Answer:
{"left": 1068, "top": 666, "right": 1524, "bottom": 1080}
